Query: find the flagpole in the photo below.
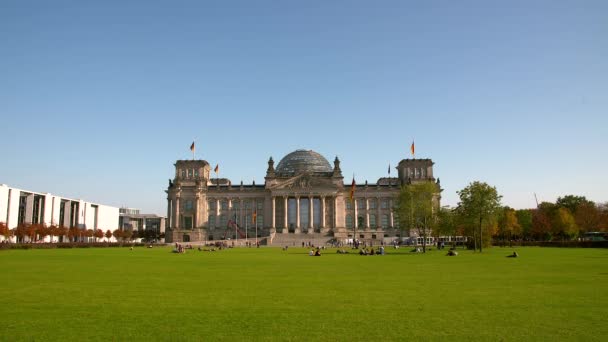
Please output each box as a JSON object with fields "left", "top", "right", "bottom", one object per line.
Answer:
{"left": 255, "top": 209, "right": 258, "bottom": 247}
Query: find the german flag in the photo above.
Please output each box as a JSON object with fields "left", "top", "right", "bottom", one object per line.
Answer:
{"left": 410, "top": 140, "right": 415, "bottom": 157}
{"left": 190, "top": 141, "right": 195, "bottom": 152}
{"left": 214, "top": 164, "right": 219, "bottom": 174}
{"left": 253, "top": 210, "right": 257, "bottom": 223}
{"left": 349, "top": 177, "right": 356, "bottom": 202}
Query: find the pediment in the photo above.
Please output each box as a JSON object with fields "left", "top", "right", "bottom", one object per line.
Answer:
{"left": 269, "top": 173, "right": 333, "bottom": 190}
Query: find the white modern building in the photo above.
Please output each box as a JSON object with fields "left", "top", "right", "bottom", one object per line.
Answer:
{"left": 0, "top": 184, "right": 119, "bottom": 241}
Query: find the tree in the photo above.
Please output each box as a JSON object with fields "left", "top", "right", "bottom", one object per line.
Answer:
{"left": 112, "top": 229, "right": 123, "bottom": 242}
{"left": 85, "top": 229, "right": 94, "bottom": 242}
{"left": 122, "top": 230, "right": 133, "bottom": 242}
{"left": 94, "top": 229, "right": 104, "bottom": 242}
{"left": 532, "top": 209, "right": 552, "bottom": 240}
{"left": 68, "top": 227, "right": 80, "bottom": 242}
{"left": 456, "top": 181, "right": 502, "bottom": 252}
{"left": 436, "top": 207, "right": 457, "bottom": 246}
{"left": 498, "top": 207, "right": 521, "bottom": 247}
{"left": 556, "top": 195, "right": 594, "bottom": 214}
{"left": 57, "top": 226, "right": 68, "bottom": 242}
{"left": 574, "top": 202, "right": 600, "bottom": 233}
{"left": 515, "top": 209, "right": 533, "bottom": 240}
{"left": 26, "top": 224, "right": 38, "bottom": 242}
{"left": 14, "top": 224, "right": 29, "bottom": 243}
{"left": 0, "top": 222, "right": 12, "bottom": 242}
{"left": 48, "top": 225, "right": 59, "bottom": 242}
{"left": 553, "top": 207, "right": 578, "bottom": 240}
{"left": 105, "top": 229, "right": 113, "bottom": 242}
{"left": 36, "top": 224, "right": 50, "bottom": 242}
{"left": 395, "top": 181, "right": 440, "bottom": 253}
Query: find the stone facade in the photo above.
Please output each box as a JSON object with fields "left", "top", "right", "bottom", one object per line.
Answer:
{"left": 165, "top": 150, "right": 440, "bottom": 244}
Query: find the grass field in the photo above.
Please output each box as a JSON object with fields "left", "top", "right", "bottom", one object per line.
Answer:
{"left": 1, "top": 246, "right": 607, "bottom": 341}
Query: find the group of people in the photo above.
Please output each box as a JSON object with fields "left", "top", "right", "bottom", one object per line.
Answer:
{"left": 173, "top": 243, "right": 195, "bottom": 253}
{"left": 359, "top": 246, "right": 385, "bottom": 255}
{"left": 308, "top": 247, "right": 322, "bottom": 256}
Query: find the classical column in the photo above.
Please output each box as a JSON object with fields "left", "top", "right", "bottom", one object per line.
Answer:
{"left": 240, "top": 199, "right": 244, "bottom": 228}
{"left": 227, "top": 198, "right": 232, "bottom": 223}
{"left": 377, "top": 197, "right": 382, "bottom": 230}
{"left": 271, "top": 196, "right": 276, "bottom": 230}
{"left": 194, "top": 195, "right": 200, "bottom": 228}
{"left": 333, "top": 196, "right": 338, "bottom": 228}
{"left": 320, "top": 196, "right": 326, "bottom": 229}
{"left": 309, "top": 196, "right": 314, "bottom": 232}
{"left": 365, "top": 198, "right": 370, "bottom": 229}
{"left": 283, "top": 196, "right": 288, "bottom": 232}
{"left": 167, "top": 198, "right": 172, "bottom": 228}
{"left": 175, "top": 196, "right": 180, "bottom": 229}
{"left": 295, "top": 196, "right": 300, "bottom": 233}
{"left": 216, "top": 198, "right": 220, "bottom": 228}
{"left": 389, "top": 199, "right": 394, "bottom": 227}
{"left": 354, "top": 198, "right": 358, "bottom": 230}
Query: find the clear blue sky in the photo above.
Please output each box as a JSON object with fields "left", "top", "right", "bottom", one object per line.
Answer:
{"left": 1, "top": 0, "right": 606, "bottom": 215}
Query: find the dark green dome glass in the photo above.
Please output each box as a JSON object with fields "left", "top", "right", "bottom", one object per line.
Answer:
{"left": 276, "top": 150, "right": 332, "bottom": 175}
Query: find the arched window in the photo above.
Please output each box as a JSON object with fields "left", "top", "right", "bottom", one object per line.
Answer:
{"left": 369, "top": 214, "right": 377, "bottom": 229}
{"left": 219, "top": 215, "right": 227, "bottom": 228}
{"left": 208, "top": 215, "right": 215, "bottom": 229}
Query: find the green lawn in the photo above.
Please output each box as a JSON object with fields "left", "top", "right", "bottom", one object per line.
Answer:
{"left": 1, "top": 246, "right": 607, "bottom": 341}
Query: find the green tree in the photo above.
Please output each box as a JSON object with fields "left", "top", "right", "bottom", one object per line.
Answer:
{"left": 498, "top": 207, "right": 521, "bottom": 247}
{"left": 395, "top": 181, "right": 440, "bottom": 253}
{"left": 515, "top": 209, "right": 533, "bottom": 239}
{"left": 553, "top": 207, "right": 578, "bottom": 240}
{"left": 556, "top": 195, "right": 594, "bottom": 214}
{"left": 456, "top": 181, "right": 502, "bottom": 252}
{"left": 436, "top": 207, "right": 457, "bottom": 247}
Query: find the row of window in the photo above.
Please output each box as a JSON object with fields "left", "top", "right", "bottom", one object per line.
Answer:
{"left": 181, "top": 199, "right": 265, "bottom": 211}
{"left": 208, "top": 200, "right": 264, "bottom": 211}
{"left": 208, "top": 214, "right": 263, "bottom": 228}
{"left": 180, "top": 169, "right": 200, "bottom": 179}
{"left": 345, "top": 214, "right": 400, "bottom": 229}
{"left": 405, "top": 167, "right": 428, "bottom": 178}
{"left": 346, "top": 199, "right": 393, "bottom": 210}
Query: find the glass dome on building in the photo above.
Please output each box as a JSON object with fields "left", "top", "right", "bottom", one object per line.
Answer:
{"left": 275, "top": 150, "right": 332, "bottom": 175}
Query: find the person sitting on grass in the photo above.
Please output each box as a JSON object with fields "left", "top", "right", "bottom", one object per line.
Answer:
{"left": 447, "top": 250, "right": 458, "bottom": 256}
{"left": 507, "top": 251, "right": 518, "bottom": 258}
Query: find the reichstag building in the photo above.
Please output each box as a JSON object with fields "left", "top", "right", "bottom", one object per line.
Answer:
{"left": 165, "top": 149, "right": 440, "bottom": 245}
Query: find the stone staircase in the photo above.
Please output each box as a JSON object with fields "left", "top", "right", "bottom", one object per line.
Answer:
{"left": 269, "top": 232, "right": 334, "bottom": 247}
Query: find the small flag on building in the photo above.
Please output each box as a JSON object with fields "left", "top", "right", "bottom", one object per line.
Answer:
{"left": 388, "top": 164, "right": 391, "bottom": 175}
{"left": 190, "top": 141, "right": 195, "bottom": 153}
{"left": 410, "top": 140, "right": 415, "bottom": 158}
{"left": 253, "top": 210, "right": 257, "bottom": 223}
{"left": 214, "top": 164, "right": 219, "bottom": 174}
